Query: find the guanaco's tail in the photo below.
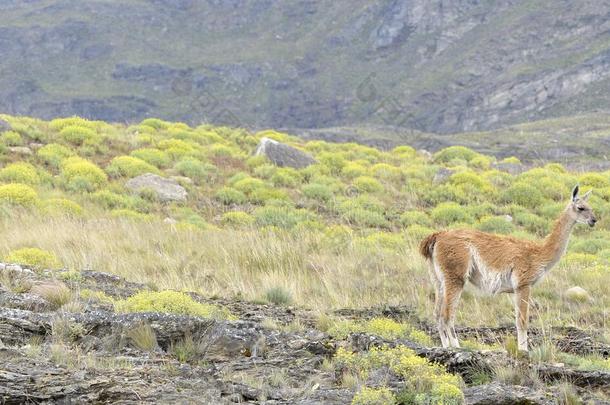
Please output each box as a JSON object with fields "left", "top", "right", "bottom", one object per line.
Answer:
{"left": 419, "top": 232, "right": 441, "bottom": 260}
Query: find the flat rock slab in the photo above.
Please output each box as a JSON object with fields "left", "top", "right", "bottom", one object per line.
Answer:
{"left": 255, "top": 137, "right": 316, "bottom": 169}
{"left": 125, "top": 173, "right": 187, "bottom": 202}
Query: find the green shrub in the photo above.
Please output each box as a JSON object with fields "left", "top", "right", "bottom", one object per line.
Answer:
{"left": 264, "top": 287, "right": 292, "bottom": 305}
{"left": 371, "top": 163, "right": 401, "bottom": 181}
{"left": 60, "top": 157, "right": 107, "bottom": 192}
{"left": 130, "top": 148, "right": 170, "bottom": 168}
{"left": 43, "top": 198, "right": 83, "bottom": 217}
{"left": 233, "top": 177, "right": 266, "bottom": 194}
{"left": 215, "top": 187, "right": 246, "bottom": 205}
{"left": 342, "top": 208, "right": 388, "bottom": 228}
{"left": 336, "top": 346, "right": 463, "bottom": 405}
{"left": 302, "top": 183, "right": 333, "bottom": 202}
{"left": 392, "top": 145, "right": 416, "bottom": 158}
{"left": 579, "top": 173, "right": 609, "bottom": 188}
{"left": 271, "top": 168, "right": 301, "bottom": 187}
{"left": 341, "top": 162, "right": 367, "bottom": 179}
{"left": 400, "top": 211, "right": 431, "bottom": 227}
{"left": 59, "top": 125, "right": 101, "bottom": 146}
{"left": 254, "top": 206, "right": 311, "bottom": 229}
{"left": 50, "top": 117, "right": 97, "bottom": 132}
{"left": 116, "top": 290, "right": 232, "bottom": 319}
{"left": 434, "top": 146, "right": 478, "bottom": 163}
{"left": 319, "top": 152, "right": 346, "bottom": 174}
{"left": 513, "top": 212, "right": 548, "bottom": 235}
{"left": 5, "top": 247, "right": 61, "bottom": 269}
{"left": 221, "top": 211, "right": 255, "bottom": 227}
{"left": 0, "top": 183, "right": 38, "bottom": 206}
{"left": 501, "top": 182, "right": 545, "bottom": 208}
{"left": 37, "top": 143, "right": 74, "bottom": 168}
{"left": 106, "top": 156, "right": 159, "bottom": 178}
{"left": 248, "top": 187, "right": 289, "bottom": 204}
{"left": 174, "top": 158, "right": 208, "bottom": 182}
{"left": 1, "top": 130, "right": 22, "bottom": 146}
{"left": 431, "top": 202, "right": 473, "bottom": 225}
{"left": 476, "top": 216, "right": 515, "bottom": 234}
{"left": 0, "top": 162, "right": 40, "bottom": 185}
{"left": 140, "top": 118, "right": 169, "bottom": 130}
{"left": 353, "top": 176, "right": 383, "bottom": 193}
{"left": 158, "top": 138, "right": 196, "bottom": 159}
{"left": 352, "top": 387, "right": 396, "bottom": 405}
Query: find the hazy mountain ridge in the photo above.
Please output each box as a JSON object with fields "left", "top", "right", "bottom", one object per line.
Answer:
{"left": 1, "top": 0, "right": 609, "bottom": 134}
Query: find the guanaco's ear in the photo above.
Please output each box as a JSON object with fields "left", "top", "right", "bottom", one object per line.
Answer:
{"left": 572, "top": 185, "right": 580, "bottom": 202}
{"left": 581, "top": 189, "right": 592, "bottom": 201}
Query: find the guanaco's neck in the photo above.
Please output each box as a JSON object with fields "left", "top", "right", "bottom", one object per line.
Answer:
{"left": 542, "top": 206, "right": 575, "bottom": 268}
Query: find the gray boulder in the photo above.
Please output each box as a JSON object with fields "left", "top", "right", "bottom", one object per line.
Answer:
{"left": 254, "top": 137, "right": 316, "bottom": 169}
{"left": 0, "top": 118, "right": 10, "bottom": 133}
{"left": 125, "top": 173, "right": 187, "bottom": 202}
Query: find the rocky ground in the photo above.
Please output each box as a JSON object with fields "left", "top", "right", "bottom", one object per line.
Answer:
{"left": 0, "top": 264, "right": 609, "bottom": 404}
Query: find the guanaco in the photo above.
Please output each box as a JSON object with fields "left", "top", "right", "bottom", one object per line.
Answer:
{"left": 419, "top": 185, "right": 596, "bottom": 351}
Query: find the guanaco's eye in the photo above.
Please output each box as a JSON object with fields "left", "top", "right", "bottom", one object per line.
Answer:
{"left": 577, "top": 206, "right": 585, "bottom": 211}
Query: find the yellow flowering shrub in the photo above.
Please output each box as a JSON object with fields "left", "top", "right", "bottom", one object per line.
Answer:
{"left": 0, "top": 162, "right": 40, "bottom": 185}
{"left": 5, "top": 247, "right": 61, "bottom": 269}
{"left": 60, "top": 157, "right": 107, "bottom": 192}
{"left": 352, "top": 387, "right": 396, "bottom": 405}
{"left": 106, "top": 156, "right": 160, "bottom": 178}
{"left": 115, "top": 290, "right": 233, "bottom": 319}
{"left": 0, "top": 183, "right": 39, "bottom": 206}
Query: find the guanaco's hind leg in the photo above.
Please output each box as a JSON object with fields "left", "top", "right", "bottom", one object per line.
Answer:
{"left": 440, "top": 278, "right": 464, "bottom": 348}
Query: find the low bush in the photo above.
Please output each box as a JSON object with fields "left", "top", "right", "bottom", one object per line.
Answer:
{"left": 0, "top": 183, "right": 39, "bottom": 206}
{"left": 60, "top": 157, "right": 107, "bottom": 192}
{"left": 5, "top": 247, "right": 61, "bottom": 269}
{"left": 431, "top": 202, "right": 473, "bottom": 225}
{"left": 214, "top": 187, "right": 246, "bottom": 205}
{"left": 106, "top": 156, "right": 159, "bottom": 178}
{"left": 476, "top": 216, "right": 515, "bottom": 234}
{"left": 220, "top": 211, "right": 255, "bottom": 227}
{"left": 501, "top": 182, "right": 545, "bottom": 208}
{"left": 0, "top": 162, "right": 40, "bottom": 185}
{"left": 43, "top": 198, "right": 84, "bottom": 217}
{"left": 116, "top": 290, "right": 232, "bottom": 319}
{"left": 1, "top": 130, "right": 22, "bottom": 146}
{"left": 37, "top": 143, "right": 74, "bottom": 168}
{"left": 59, "top": 125, "right": 101, "bottom": 146}
{"left": 302, "top": 183, "right": 333, "bottom": 202}
{"left": 130, "top": 148, "right": 170, "bottom": 168}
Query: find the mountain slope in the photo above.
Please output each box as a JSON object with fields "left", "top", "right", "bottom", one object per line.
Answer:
{"left": 0, "top": 0, "right": 609, "bottom": 133}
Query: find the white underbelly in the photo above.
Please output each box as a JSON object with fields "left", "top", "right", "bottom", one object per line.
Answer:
{"left": 468, "top": 248, "right": 515, "bottom": 295}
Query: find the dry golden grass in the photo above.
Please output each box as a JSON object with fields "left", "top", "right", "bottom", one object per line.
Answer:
{"left": 1, "top": 213, "right": 608, "bottom": 332}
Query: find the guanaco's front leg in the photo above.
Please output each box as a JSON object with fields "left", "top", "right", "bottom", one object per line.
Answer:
{"left": 514, "top": 285, "right": 531, "bottom": 352}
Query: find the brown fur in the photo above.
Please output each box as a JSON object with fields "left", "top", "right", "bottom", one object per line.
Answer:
{"left": 419, "top": 187, "right": 596, "bottom": 350}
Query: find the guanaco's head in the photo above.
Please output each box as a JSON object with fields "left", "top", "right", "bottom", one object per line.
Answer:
{"left": 569, "top": 185, "right": 596, "bottom": 227}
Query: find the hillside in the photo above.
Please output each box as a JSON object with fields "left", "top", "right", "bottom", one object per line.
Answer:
{"left": 0, "top": 114, "right": 609, "bottom": 403}
{"left": 1, "top": 1, "right": 610, "bottom": 133}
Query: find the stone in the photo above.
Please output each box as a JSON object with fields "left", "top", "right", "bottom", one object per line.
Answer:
{"left": 254, "top": 137, "right": 316, "bottom": 169}
{"left": 565, "top": 286, "right": 590, "bottom": 302}
{"left": 125, "top": 173, "right": 187, "bottom": 202}
{"left": 8, "top": 146, "right": 33, "bottom": 156}
{"left": 433, "top": 167, "right": 454, "bottom": 184}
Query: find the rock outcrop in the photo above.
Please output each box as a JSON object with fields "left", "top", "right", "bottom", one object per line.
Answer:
{"left": 254, "top": 137, "right": 316, "bottom": 169}
{"left": 1, "top": 266, "right": 609, "bottom": 403}
{"left": 125, "top": 173, "right": 187, "bottom": 202}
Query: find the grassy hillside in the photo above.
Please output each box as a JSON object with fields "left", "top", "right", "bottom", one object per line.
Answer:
{"left": 0, "top": 113, "right": 609, "bottom": 330}
{"left": 1, "top": 1, "right": 610, "bottom": 133}
{"left": 1, "top": 114, "right": 609, "bottom": 402}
